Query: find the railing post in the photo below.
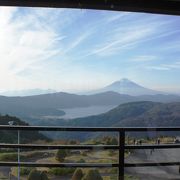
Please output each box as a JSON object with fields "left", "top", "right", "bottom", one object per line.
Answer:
{"left": 119, "top": 130, "right": 125, "bottom": 180}
{"left": 17, "top": 130, "right": 20, "bottom": 180}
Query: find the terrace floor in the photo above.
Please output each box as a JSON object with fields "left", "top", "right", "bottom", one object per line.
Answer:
{"left": 126, "top": 148, "right": 180, "bottom": 179}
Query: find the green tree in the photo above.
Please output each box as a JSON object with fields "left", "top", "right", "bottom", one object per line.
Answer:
{"left": 82, "top": 169, "right": 103, "bottom": 180}
{"left": 56, "top": 149, "right": 68, "bottom": 162}
{"left": 72, "top": 168, "right": 83, "bottom": 180}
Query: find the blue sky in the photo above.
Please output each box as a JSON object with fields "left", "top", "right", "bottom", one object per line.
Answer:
{"left": 0, "top": 7, "right": 180, "bottom": 93}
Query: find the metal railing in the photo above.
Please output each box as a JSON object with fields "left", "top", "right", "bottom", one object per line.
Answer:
{"left": 0, "top": 125, "right": 180, "bottom": 180}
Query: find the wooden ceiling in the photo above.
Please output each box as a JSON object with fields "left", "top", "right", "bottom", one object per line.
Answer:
{"left": 0, "top": 0, "right": 180, "bottom": 15}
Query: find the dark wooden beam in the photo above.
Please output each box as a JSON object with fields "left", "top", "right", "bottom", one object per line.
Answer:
{"left": 0, "top": 0, "right": 180, "bottom": 15}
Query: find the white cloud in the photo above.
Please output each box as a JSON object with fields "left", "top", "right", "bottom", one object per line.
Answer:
{"left": 147, "top": 61, "right": 180, "bottom": 71}
{"left": 131, "top": 55, "right": 157, "bottom": 62}
{"left": 106, "top": 12, "right": 131, "bottom": 23}
{"left": 0, "top": 7, "right": 96, "bottom": 91}
{"left": 64, "top": 30, "right": 93, "bottom": 54}
{"left": 89, "top": 27, "right": 154, "bottom": 57}
{"left": 159, "top": 41, "right": 180, "bottom": 52}
{"left": 0, "top": 7, "right": 63, "bottom": 90}
{"left": 147, "top": 66, "right": 171, "bottom": 71}
{"left": 163, "top": 62, "right": 180, "bottom": 69}
{"left": 83, "top": 15, "right": 176, "bottom": 57}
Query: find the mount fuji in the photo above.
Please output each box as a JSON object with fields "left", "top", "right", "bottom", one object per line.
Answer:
{"left": 94, "top": 78, "right": 163, "bottom": 96}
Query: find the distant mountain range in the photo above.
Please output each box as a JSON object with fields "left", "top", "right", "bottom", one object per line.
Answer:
{"left": 0, "top": 79, "right": 179, "bottom": 140}
{"left": 0, "top": 90, "right": 180, "bottom": 122}
{"left": 0, "top": 78, "right": 179, "bottom": 126}
{"left": 0, "top": 78, "right": 167, "bottom": 97}
{"left": 89, "top": 78, "right": 164, "bottom": 96}
{"left": 0, "top": 89, "right": 56, "bottom": 96}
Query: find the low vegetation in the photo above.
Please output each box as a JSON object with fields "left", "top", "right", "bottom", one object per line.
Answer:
{"left": 55, "top": 149, "right": 68, "bottom": 162}
{"left": 28, "top": 169, "right": 49, "bottom": 180}
{"left": 49, "top": 168, "right": 75, "bottom": 176}
{"left": 82, "top": 169, "right": 103, "bottom": 180}
{"left": 71, "top": 169, "right": 103, "bottom": 180}
{"left": 72, "top": 168, "right": 83, "bottom": 180}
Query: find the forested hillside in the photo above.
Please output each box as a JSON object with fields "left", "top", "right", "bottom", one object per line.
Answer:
{"left": 0, "top": 115, "right": 48, "bottom": 143}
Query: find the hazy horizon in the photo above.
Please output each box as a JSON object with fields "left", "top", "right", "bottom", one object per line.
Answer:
{"left": 0, "top": 78, "right": 180, "bottom": 96}
{"left": 0, "top": 7, "right": 180, "bottom": 93}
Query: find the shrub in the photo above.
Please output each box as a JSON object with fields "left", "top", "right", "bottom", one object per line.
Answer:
{"left": 27, "top": 169, "right": 49, "bottom": 180}
{"left": 40, "top": 171, "right": 49, "bottom": 180}
{"left": 0, "top": 153, "right": 17, "bottom": 161}
{"left": 108, "top": 150, "right": 115, "bottom": 156}
{"left": 20, "top": 167, "right": 33, "bottom": 175}
{"left": 28, "top": 169, "right": 40, "bottom": 180}
{"left": 82, "top": 169, "right": 103, "bottom": 180}
{"left": 56, "top": 149, "right": 68, "bottom": 162}
{"left": 110, "top": 168, "right": 118, "bottom": 174}
{"left": 102, "top": 136, "right": 118, "bottom": 145}
{"left": 81, "top": 151, "right": 87, "bottom": 156}
{"left": 111, "top": 137, "right": 118, "bottom": 145}
{"left": 69, "top": 140, "right": 79, "bottom": 145}
{"left": 49, "top": 168, "right": 75, "bottom": 176}
{"left": 11, "top": 167, "right": 34, "bottom": 177}
{"left": 107, "top": 137, "right": 118, "bottom": 145}
{"left": 77, "top": 159, "right": 85, "bottom": 163}
{"left": 72, "top": 168, "right": 83, "bottom": 180}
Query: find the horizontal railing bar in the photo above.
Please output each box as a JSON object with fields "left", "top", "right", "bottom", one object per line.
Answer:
{"left": 1, "top": 143, "right": 180, "bottom": 150}
{"left": 0, "top": 125, "right": 119, "bottom": 132}
{"left": 1, "top": 162, "right": 180, "bottom": 168}
{"left": 0, "top": 144, "right": 119, "bottom": 150}
{"left": 0, "top": 162, "right": 118, "bottom": 168}
{"left": 126, "top": 144, "right": 180, "bottom": 149}
{"left": 125, "top": 127, "right": 180, "bottom": 132}
{"left": 125, "top": 162, "right": 180, "bottom": 167}
{"left": 0, "top": 125, "right": 180, "bottom": 132}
